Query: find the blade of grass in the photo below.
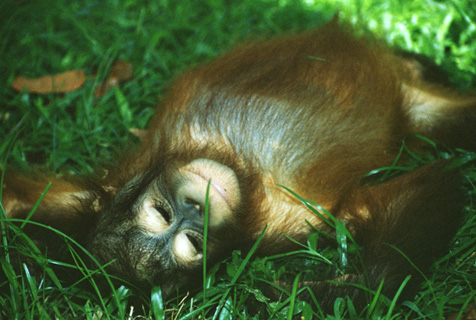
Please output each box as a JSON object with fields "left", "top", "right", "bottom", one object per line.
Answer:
{"left": 203, "top": 180, "right": 211, "bottom": 299}
{"left": 287, "top": 273, "right": 301, "bottom": 320}
{"left": 151, "top": 286, "right": 164, "bottom": 320}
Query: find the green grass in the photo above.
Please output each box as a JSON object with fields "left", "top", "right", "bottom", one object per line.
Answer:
{"left": 1, "top": 0, "right": 476, "bottom": 319}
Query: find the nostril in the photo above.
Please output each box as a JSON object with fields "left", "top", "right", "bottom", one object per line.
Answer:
{"left": 183, "top": 198, "right": 203, "bottom": 217}
{"left": 173, "top": 230, "right": 203, "bottom": 264}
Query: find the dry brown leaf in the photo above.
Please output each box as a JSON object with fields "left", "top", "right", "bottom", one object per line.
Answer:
{"left": 94, "top": 60, "right": 133, "bottom": 97}
{"left": 12, "top": 70, "right": 86, "bottom": 94}
{"left": 11, "top": 60, "right": 132, "bottom": 98}
{"left": 111, "top": 60, "right": 133, "bottom": 82}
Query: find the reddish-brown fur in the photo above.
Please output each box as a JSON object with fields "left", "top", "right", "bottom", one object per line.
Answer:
{"left": 2, "top": 21, "right": 475, "bottom": 312}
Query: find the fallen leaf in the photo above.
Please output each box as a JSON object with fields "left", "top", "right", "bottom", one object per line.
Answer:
{"left": 111, "top": 60, "right": 133, "bottom": 82}
{"left": 94, "top": 60, "right": 133, "bottom": 97}
{"left": 12, "top": 70, "right": 86, "bottom": 93}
